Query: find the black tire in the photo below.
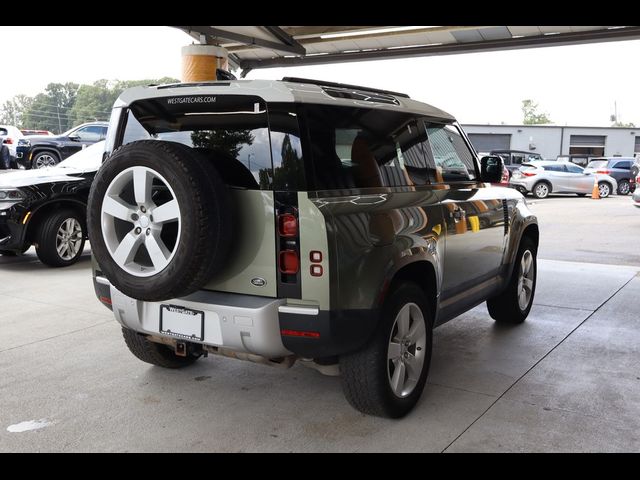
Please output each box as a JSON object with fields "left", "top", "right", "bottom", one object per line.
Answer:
{"left": 487, "top": 237, "right": 537, "bottom": 324}
{"left": 32, "top": 151, "right": 59, "bottom": 169}
{"left": 532, "top": 181, "right": 551, "bottom": 199}
{"left": 122, "top": 327, "right": 200, "bottom": 368}
{"left": 617, "top": 180, "right": 631, "bottom": 196}
{"left": 0, "top": 250, "right": 17, "bottom": 256}
{"left": 598, "top": 181, "right": 612, "bottom": 198}
{"left": 576, "top": 193, "right": 587, "bottom": 197}
{"left": 87, "top": 140, "right": 232, "bottom": 302}
{"left": 35, "top": 209, "right": 85, "bottom": 267}
{"left": 340, "top": 282, "right": 433, "bottom": 418}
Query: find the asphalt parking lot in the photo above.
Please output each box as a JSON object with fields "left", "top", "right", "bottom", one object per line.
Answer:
{"left": 1, "top": 193, "right": 639, "bottom": 452}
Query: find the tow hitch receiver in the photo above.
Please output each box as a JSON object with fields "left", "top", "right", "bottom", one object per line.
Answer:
{"left": 175, "top": 342, "right": 187, "bottom": 357}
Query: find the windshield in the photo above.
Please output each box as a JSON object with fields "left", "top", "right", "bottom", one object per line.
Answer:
{"left": 586, "top": 160, "right": 608, "bottom": 169}
{"left": 57, "top": 141, "right": 105, "bottom": 169}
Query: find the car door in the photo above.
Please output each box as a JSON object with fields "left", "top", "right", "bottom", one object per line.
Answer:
{"left": 563, "top": 162, "right": 593, "bottom": 192}
{"left": 541, "top": 164, "right": 569, "bottom": 192}
{"left": 424, "top": 123, "right": 506, "bottom": 317}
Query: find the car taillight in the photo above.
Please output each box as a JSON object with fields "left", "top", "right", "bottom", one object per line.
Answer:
{"left": 596, "top": 169, "right": 611, "bottom": 174}
{"left": 276, "top": 205, "right": 301, "bottom": 289}
{"left": 522, "top": 171, "right": 537, "bottom": 177}
{"left": 278, "top": 213, "right": 298, "bottom": 237}
{"left": 279, "top": 250, "right": 299, "bottom": 274}
{"left": 3, "top": 137, "right": 13, "bottom": 144}
{"left": 636, "top": 175, "right": 640, "bottom": 184}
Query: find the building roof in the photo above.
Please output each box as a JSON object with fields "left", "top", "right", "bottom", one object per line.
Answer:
{"left": 463, "top": 124, "right": 638, "bottom": 131}
{"left": 172, "top": 26, "right": 640, "bottom": 75}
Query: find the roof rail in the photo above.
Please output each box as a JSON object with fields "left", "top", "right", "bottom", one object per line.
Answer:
{"left": 282, "top": 77, "right": 410, "bottom": 99}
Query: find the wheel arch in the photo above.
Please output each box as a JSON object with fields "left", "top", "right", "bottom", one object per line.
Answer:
{"left": 30, "top": 147, "right": 61, "bottom": 166}
{"left": 505, "top": 222, "right": 539, "bottom": 285}
{"left": 533, "top": 179, "right": 552, "bottom": 193}
{"left": 385, "top": 260, "right": 438, "bottom": 327}
{"left": 25, "top": 199, "right": 87, "bottom": 243}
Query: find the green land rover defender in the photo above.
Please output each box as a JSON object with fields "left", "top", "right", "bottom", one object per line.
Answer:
{"left": 88, "top": 78, "right": 538, "bottom": 418}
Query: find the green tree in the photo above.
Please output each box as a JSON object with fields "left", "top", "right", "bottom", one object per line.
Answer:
{"left": 522, "top": 99, "right": 552, "bottom": 125}
{"left": 0, "top": 94, "right": 34, "bottom": 127}
{"left": 23, "top": 82, "right": 79, "bottom": 133}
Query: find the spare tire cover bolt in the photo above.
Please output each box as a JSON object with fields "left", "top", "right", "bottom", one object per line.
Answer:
{"left": 135, "top": 227, "right": 142, "bottom": 235}
{"left": 146, "top": 228, "right": 151, "bottom": 236}
{"left": 131, "top": 213, "right": 139, "bottom": 221}
{"left": 140, "top": 206, "right": 146, "bottom": 213}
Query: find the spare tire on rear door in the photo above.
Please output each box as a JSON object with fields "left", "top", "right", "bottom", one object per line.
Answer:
{"left": 87, "top": 140, "right": 232, "bottom": 301}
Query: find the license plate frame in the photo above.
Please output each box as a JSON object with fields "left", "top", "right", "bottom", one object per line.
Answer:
{"left": 159, "top": 305, "right": 205, "bottom": 341}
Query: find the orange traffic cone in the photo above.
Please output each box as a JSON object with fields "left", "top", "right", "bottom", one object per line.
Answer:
{"left": 591, "top": 176, "right": 600, "bottom": 200}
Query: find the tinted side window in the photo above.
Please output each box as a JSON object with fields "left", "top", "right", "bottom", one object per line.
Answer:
{"left": 75, "top": 125, "right": 103, "bottom": 141}
{"left": 543, "top": 164, "right": 565, "bottom": 172}
{"left": 565, "top": 163, "right": 583, "bottom": 173}
{"left": 303, "top": 105, "right": 422, "bottom": 190}
{"left": 423, "top": 123, "right": 477, "bottom": 182}
{"left": 613, "top": 161, "right": 631, "bottom": 170}
{"left": 512, "top": 153, "right": 525, "bottom": 165}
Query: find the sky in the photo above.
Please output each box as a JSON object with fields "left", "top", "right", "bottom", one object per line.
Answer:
{"left": 1, "top": 26, "right": 639, "bottom": 127}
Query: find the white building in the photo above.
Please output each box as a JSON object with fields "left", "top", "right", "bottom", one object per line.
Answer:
{"left": 463, "top": 124, "right": 640, "bottom": 161}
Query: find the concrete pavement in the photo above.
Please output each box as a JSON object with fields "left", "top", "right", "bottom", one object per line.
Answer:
{"left": 1, "top": 194, "right": 639, "bottom": 452}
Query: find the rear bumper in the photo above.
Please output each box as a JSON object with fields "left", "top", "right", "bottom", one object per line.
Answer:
{"left": 95, "top": 276, "right": 378, "bottom": 359}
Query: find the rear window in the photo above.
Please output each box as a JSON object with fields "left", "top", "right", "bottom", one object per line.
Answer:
{"left": 121, "top": 95, "right": 273, "bottom": 190}
{"left": 0, "top": 128, "right": 7, "bottom": 136}
{"left": 587, "top": 160, "right": 608, "bottom": 169}
{"left": 542, "top": 164, "right": 565, "bottom": 172}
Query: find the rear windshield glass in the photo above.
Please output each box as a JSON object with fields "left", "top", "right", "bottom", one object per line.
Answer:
{"left": 121, "top": 95, "right": 272, "bottom": 190}
{"left": 587, "top": 160, "right": 607, "bottom": 169}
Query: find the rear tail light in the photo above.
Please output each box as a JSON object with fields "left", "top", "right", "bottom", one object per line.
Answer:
{"left": 636, "top": 175, "right": 640, "bottom": 184}
{"left": 3, "top": 137, "right": 13, "bottom": 145}
{"left": 279, "top": 250, "right": 299, "bottom": 274}
{"left": 280, "top": 329, "right": 320, "bottom": 339}
{"left": 522, "top": 171, "right": 537, "bottom": 177}
{"left": 278, "top": 213, "right": 298, "bottom": 237}
{"left": 596, "top": 169, "right": 611, "bottom": 174}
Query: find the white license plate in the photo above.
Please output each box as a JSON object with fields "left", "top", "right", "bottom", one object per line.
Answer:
{"left": 160, "top": 305, "right": 204, "bottom": 341}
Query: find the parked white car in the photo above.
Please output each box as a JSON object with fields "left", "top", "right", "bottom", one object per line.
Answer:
{"left": 510, "top": 161, "right": 618, "bottom": 199}
{"left": 0, "top": 125, "right": 24, "bottom": 159}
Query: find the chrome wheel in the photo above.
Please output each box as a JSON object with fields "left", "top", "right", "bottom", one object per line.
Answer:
{"left": 534, "top": 183, "right": 549, "bottom": 198}
{"left": 619, "top": 182, "right": 630, "bottom": 195}
{"left": 56, "top": 218, "right": 83, "bottom": 260}
{"left": 34, "top": 154, "right": 56, "bottom": 168}
{"left": 598, "top": 183, "right": 610, "bottom": 198}
{"left": 101, "top": 166, "right": 181, "bottom": 277}
{"left": 517, "top": 250, "right": 535, "bottom": 310}
{"left": 387, "top": 303, "right": 427, "bottom": 398}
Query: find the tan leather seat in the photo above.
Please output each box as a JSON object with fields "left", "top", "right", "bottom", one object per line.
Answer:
{"left": 351, "top": 135, "right": 384, "bottom": 188}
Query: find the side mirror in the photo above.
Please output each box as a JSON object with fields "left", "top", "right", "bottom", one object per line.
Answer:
{"left": 68, "top": 133, "right": 81, "bottom": 141}
{"left": 480, "top": 155, "right": 504, "bottom": 183}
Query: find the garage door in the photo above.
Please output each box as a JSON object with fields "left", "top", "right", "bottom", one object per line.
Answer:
{"left": 467, "top": 133, "right": 510, "bottom": 152}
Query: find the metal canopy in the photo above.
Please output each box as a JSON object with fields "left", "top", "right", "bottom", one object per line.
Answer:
{"left": 173, "top": 26, "right": 640, "bottom": 76}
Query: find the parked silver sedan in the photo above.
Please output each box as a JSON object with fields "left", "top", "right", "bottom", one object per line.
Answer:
{"left": 510, "top": 161, "right": 618, "bottom": 199}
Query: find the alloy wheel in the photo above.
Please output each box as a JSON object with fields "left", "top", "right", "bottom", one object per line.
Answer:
{"left": 56, "top": 218, "right": 83, "bottom": 260}
{"left": 517, "top": 250, "right": 535, "bottom": 310}
{"left": 387, "top": 303, "right": 427, "bottom": 398}
{"left": 101, "top": 166, "right": 182, "bottom": 277}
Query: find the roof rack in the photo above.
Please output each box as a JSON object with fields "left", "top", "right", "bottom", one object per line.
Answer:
{"left": 282, "top": 77, "right": 410, "bottom": 99}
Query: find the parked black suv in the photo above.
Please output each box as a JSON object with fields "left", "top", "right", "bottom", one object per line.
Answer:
{"left": 88, "top": 78, "right": 539, "bottom": 418}
{"left": 0, "top": 141, "right": 104, "bottom": 266}
{"left": 16, "top": 121, "right": 108, "bottom": 169}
